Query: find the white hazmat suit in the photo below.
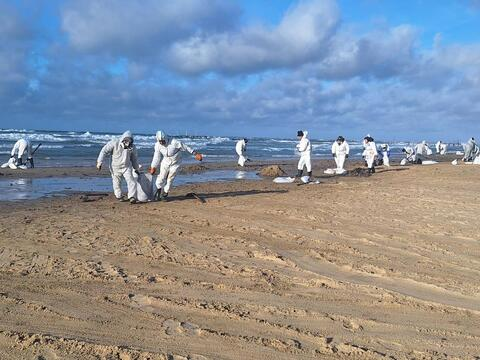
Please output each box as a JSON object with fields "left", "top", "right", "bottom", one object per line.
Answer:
{"left": 363, "top": 140, "right": 378, "bottom": 171}
{"left": 381, "top": 144, "right": 390, "bottom": 167}
{"left": 97, "top": 131, "right": 139, "bottom": 200}
{"left": 415, "top": 141, "right": 430, "bottom": 159}
{"left": 402, "top": 146, "right": 416, "bottom": 164}
{"left": 151, "top": 131, "right": 196, "bottom": 196}
{"left": 463, "top": 138, "right": 479, "bottom": 162}
{"left": 11, "top": 139, "right": 33, "bottom": 165}
{"left": 331, "top": 140, "right": 349, "bottom": 171}
{"left": 236, "top": 139, "right": 247, "bottom": 167}
{"left": 436, "top": 141, "right": 447, "bottom": 155}
{"left": 296, "top": 131, "right": 312, "bottom": 176}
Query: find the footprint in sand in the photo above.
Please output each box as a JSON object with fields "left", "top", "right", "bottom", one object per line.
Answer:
{"left": 342, "top": 319, "right": 363, "bottom": 332}
{"left": 162, "top": 319, "right": 202, "bottom": 336}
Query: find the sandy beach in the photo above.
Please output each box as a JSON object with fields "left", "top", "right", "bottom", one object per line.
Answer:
{"left": 0, "top": 162, "right": 479, "bottom": 359}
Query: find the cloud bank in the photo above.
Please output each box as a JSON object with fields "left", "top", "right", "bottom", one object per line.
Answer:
{"left": 1, "top": 0, "right": 480, "bottom": 140}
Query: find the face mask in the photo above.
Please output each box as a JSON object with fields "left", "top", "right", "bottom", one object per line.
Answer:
{"left": 122, "top": 138, "right": 133, "bottom": 149}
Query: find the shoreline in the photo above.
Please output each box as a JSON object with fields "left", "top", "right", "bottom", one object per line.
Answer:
{"left": 0, "top": 154, "right": 459, "bottom": 179}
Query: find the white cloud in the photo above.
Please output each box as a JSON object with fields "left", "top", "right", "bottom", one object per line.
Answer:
{"left": 167, "top": 0, "right": 340, "bottom": 74}
{"left": 312, "top": 25, "right": 418, "bottom": 80}
{"left": 0, "top": 4, "right": 32, "bottom": 97}
{"left": 61, "top": 0, "right": 240, "bottom": 56}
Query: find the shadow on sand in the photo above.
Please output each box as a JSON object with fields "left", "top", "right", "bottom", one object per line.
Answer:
{"left": 375, "top": 167, "right": 410, "bottom": 174}
{"left": 169, "top": 189, "right": 289, "bottom": 203}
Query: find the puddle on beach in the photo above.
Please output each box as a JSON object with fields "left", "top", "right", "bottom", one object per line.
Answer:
{"left": 0, "top": 170, "right": 260, "bottom": 201}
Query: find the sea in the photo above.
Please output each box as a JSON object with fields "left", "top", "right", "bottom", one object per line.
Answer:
{"left": 0, "top": 129, "right": 463, "bottom": 168}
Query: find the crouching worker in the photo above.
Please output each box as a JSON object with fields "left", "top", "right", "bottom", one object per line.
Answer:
{"left": 380, "top": 144, "right": 390, "bottom": 167}
{"left": 296, "top": 130, "right": 312, "bottom": 180}
{"left": 463, "top": 138, "right": 479, "bottom": 162}
{"left": 401, "top": 146, "right": 418, "bottom": 165}
{"left": 11, "top": 138, "right": 34, "bottom": 168}
{"left": 149, "top": 130, "right": 203, "bottom": 201}
{"left": 97, "top": 130, "right": 139, "bottom": 204}
{"left": 236, "top": 138, "right": 248, "bottom": 167}
{"left": 331, "top": 136, "right": 349, "bottom": 172}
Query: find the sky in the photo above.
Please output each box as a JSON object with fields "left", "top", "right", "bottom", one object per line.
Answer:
{"left": 1, "top": 0, "right": 480, "bottom": 141}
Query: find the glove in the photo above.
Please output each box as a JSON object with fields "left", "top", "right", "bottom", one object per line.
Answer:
{"left": 346, "top": 154, "right": 349, "bottom": 158}
{"left": 195, "top": 153, "right": 203, "bottom": 161}
{"left": 10, "top": 155, "right": 15, "bottom": 159}
{"left": 332, "top": 153, "right": 336, "bottom": 157}
{"left": 149, "top": 167, "right": 156, "bottom": 175}
{"left": 134, "top": 169, "right": 140, "bottom": 175}
{"left": 96, "top": 163, "right": 102, "bottom": 170}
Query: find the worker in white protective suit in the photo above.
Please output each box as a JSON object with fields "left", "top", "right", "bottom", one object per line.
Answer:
{"left": 10, "top": 139, "right": 34, "bottom": 168}
{"left": 149, "top": 130, "right": 203, "bottom": 201}
{"left": 97, "top": 130, "right": 140, "bottom": 204}
{"left": 463, "top": 137, "right": 479, "bottom": 162}
{"left": 236, "top": 138, "right": 248, "bottom": 167}
{"left": 415, "top": 141, "right": 430, "bottom": 161}
{"left": 436, "top": 141, "right": 447, "bottom": 155}
{"left": 380, "top": 144, "right": 390, "bottom": 167}
{"left": 362, "top": 136, "right": 377, "bottom": 174}
{"left": 331, "top": 136, "right": 349, "bottom": 173}
{"left": 401, "top": 146, "right": 417, "bottom": 165}
{"left": 296, "top": 130, "right": 312, "bottom": 179}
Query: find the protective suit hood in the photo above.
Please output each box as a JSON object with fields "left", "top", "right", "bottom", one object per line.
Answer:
{"left": 156, "top": 130, "right": 168, "bottom": 143}
{"left": 120, "top": 131, "right": 133, "bottom": 141}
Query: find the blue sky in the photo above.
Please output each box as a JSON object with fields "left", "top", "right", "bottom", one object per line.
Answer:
{"left": 1, "top": 0, "right": 480, "bottom": 141}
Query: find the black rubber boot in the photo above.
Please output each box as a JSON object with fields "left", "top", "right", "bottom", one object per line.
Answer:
{"left": 307, "top": 171, "right": 312, "bottom": 177}
{"left": 118, "top": 195, "right": 129, "bottom": 202}
{"left": 296, "top": 169, "right": 303, "bottom": 178}
{"left": 160, "top": 192, "right": 169, "bottom": 202}
{"left": 371, "top": 167, "right": 375, "bottom": 174}
{"left": 129, "top": 197, "right": 137, "bottom": 204}
{"left": 154, "top": 189, "right": 162, "bottom": 201}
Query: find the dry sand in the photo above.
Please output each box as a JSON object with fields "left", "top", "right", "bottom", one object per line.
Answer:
{"left": 0, "top": 163, "right": 479, "bottom": 359}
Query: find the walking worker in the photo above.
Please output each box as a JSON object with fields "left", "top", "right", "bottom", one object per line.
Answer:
{"left": 149, "top": 130, "right": 203, "bottom": 201}
{"left": 296, "top": 130, "right": 312, "bottom": 180}
{"left": 97, "top": 130, "right": 139, "bottom": 204}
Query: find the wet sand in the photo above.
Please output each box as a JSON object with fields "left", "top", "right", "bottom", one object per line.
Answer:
{"left": 0, "top": 154, "right": 458, "bottom": 179}
{"left": 0, "top": 162, "right": 479, "bottom": 359}
{"left": 0, "top": 159, "right": 298, "bottom": 179}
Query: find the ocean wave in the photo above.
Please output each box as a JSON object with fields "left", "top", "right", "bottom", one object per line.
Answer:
{"left": 0, "top": 128, "right": 32, "bottom": 133}
{"left": 0, "top": 133, "right": 72, "bottom": 142}
{"left": 39, "top": 145, "right": 65, "bottom": 149}
{"left": 270, "top": 139, "right": 296, "bottom": 143}
{"left": 261, "top": 147, "right": 291, "bottom": 152}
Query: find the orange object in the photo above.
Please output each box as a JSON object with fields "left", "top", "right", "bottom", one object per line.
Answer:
{"left": 195, "top": 153, "right": 203, "bottom": 161}
{"left": 149, "top": 167, "right": 156, "bottom": 175}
